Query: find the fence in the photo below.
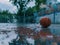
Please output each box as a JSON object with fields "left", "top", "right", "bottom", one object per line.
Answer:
{"left": 35, "top": 12, "right": 60, "bottom": 24}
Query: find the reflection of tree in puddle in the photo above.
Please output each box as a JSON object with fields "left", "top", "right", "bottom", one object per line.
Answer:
{"left": 38, "top": 28, "right": 52, "bottom": 36}
{"left": 34, "top": 28, "right": 53, "bottom": 45}
{"left": 16, "top": 27, "right": 60, "bottom": 45}
{"left": 38, "top": 28, "right": 60, "bottom": 45}
{"left": 16, "top": 27, "right": 36, "bottom": 36}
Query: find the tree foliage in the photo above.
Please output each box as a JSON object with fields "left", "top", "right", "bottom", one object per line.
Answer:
{"left": 25, "top": 7, "right": 34, "bottom": 16}
{"left": 35, "top": 0, "right": 46, "bottom": 11}
{"left": 9, "top": 0, "right": 46, "bottom": 23}
{"left": 0, "top": 10, "right": 13, "bottom": 23}
{"left": 9, "top": 0, "right": 46, "bottom": 15}
{"left": 9, "top": 0, "right": 33, "bottom": 15}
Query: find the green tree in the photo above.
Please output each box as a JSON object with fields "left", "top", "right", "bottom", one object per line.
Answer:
{"left": 0, "top": 10, "right": 13, "bottom": 23}
{"left": 9, "top": 0, "right": 46, "bottom": 15}
{"left": 35, "top": 0, "right": 46, "bottom": 11}
{"left": 25, "top": 7, "right": 35, "bottom": 23}
{"left": 9, "top": 0, "right": 33, "bottom": 15}
{"left": 9, "top": 0, "right": 46, "bottom": 23}
{"left": 26, "top": 7, "right": 33, "bottom": 16}
{"left": 9, "top": 0, "right": 33, "bottom": 23}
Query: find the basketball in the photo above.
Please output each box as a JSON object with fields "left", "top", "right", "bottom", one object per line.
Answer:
{"left": 40, "top": 17, "right": 51, "bottom": 28}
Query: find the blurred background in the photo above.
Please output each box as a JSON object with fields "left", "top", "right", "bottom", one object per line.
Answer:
{"left": 0, "top": 0, "right": 60, "bottom": 24}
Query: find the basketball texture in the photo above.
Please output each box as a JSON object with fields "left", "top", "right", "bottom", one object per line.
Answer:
{"left": 40, "top": 17, "right": 51, "bottom": 28}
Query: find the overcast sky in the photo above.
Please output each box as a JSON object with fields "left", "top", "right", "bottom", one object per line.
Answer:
{"left": 0, "top": 0, "right": 60, "bottom": 13}
{"left": 0, "top": 0, "right": 35, "bottom": 13}
{"left": 0, "top": 0, "right": 18, "bottom": 13}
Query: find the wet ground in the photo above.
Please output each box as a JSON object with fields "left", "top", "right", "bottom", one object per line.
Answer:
{"left": 0, "top": 23, "right": 60, "bottom": 45}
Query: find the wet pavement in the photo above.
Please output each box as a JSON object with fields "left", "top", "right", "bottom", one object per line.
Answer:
{"left": 0, "top": 23, "right": 60, "bottom": 45}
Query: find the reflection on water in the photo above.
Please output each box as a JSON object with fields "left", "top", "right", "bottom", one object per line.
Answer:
{"left": 0, "top": 23, "right": 59, "bottom": 35}
{"left": 0, "top": 23, "right": 59, "bottom": 34}
{"left": 0, "top": 23, "right": 60, "bottom": 45}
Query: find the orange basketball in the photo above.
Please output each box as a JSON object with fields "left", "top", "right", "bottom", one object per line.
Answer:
{"left": 40, "top": 17, "right": 51, "bottom": 28}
